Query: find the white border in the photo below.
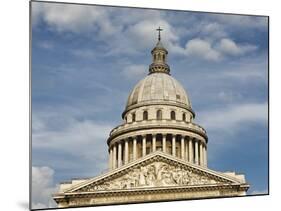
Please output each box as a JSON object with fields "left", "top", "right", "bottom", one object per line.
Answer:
{"left": 0, "top": 0, "right": 278, "bottom": 211}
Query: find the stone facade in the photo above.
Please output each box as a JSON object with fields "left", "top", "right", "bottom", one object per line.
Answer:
{"left": 53, "top": 152, "right": 249, "bottom": 207}
{"left": 53, "top": 31, "right": 249, "bottom": 207}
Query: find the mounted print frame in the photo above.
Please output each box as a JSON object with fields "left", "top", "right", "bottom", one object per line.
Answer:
{"left": 30, "top": 1, "right": 269, "bottom": 210}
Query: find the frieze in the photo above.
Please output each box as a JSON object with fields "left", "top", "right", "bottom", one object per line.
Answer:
{"left": 79, "top": 162, "right": 219, "bottom": 192}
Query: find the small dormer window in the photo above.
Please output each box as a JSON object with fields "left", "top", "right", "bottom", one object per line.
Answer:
{"left": 132, "top": 113, "right": 136, "bottom": 122}
{"left": 183, "top": 113, "right": 186, "bottom": 121}
{"left": 157, "top": 110, "right": 162, "bottom": 120}
{"left": 171, "top": 111, "right": 176, "bottom": 120}
{"left": 143, "top": 111, "right": 148, "bottom": 120}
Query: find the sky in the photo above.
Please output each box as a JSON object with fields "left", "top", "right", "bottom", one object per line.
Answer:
{"left": 31, "top": 1, "right": 268, "bottom": 209}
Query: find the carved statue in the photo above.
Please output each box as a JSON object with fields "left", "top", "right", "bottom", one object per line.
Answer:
{"left": 80, "top": 161, "right": 217, "bottom": 192}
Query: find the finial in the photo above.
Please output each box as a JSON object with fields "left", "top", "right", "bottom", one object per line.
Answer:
{"left": 156, "top": 26, "right": 163, "bottom": 41}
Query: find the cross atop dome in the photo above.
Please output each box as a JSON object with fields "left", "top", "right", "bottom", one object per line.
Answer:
{"left": 156, "top": 26, "right": 163, "bottom": 41}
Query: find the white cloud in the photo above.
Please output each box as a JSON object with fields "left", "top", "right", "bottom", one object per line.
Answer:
{"left": 32, "top": 166, "right": 58, "bottom": 209}
{"left": 197, "top": 102, "right": 268, "bottom": 131}
{"left": 122, "top": 64, "right": 147, "bottom": 79}
{"left": 217, "top": 91, "right": 243, "bottom": 103}
{"left": 71, "top": 48, "right": 97, "bottom": 59}
{"left": 221, "top": 55, "right": 268, "bottom": 80}
{"left": 182, "top": 38, "right": 258, "bottom": 61}
{"left": 127, "top": 19, "right": 179, "bottom": 50}
{"left": 37, "top": 40, "right": 54, "bottom": 50}
{"left": 213, "top": 15, "right": 268, "bottom": 29}
{"left": 32, "top": 111, "right": 112, "bottom": 170}
{"left": 185, "top": 38, "right": 222, "bottom": 61}
{"left": 199, "top": 22, "right": 228, "bottom": 40}
{"left": 32, "top": 2, "right": 261, "bottom": 62}
{"left": 217, "top": 38, "right": 257, "bottom": 56}
{"left": 250, "top": 188, "right": 268, "bottom": 195}
{"left": 32, "top": 2, "right": 120, "bottom": 35}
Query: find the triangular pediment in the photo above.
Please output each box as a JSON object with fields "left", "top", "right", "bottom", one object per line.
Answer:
{"left": 65, "top": 151, "right": 245, "bottom": 193}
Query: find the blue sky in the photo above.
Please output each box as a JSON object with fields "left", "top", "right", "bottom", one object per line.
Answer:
{"left": 31, "top": 2, "right": 268, "bottom": 208}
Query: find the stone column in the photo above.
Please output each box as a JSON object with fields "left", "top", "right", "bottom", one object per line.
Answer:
{"left": 185, "top": 139, "right": 188, "bottom": 161}
{"left": 133, "top": 136, "right": 137, "bottom": 160}
{"left": 188, "top": 137, "right": 193, "bottom": 163}
{"left": 109, "top": 147, "right": 113, "bottom": 170}
{"left": 117, "top": 142, "right": 122, "bottom": 167}
{"left": 162, "top": 134, "right": 166, "bottom": 153}
{"left": 112, "top": 144, "right": 117, "bottom": 169}
{"left": 124, "top": 139, "right": 129, "bottom": 164}
{"left": 201, "top": 144, "right": 204, "bottom": 166}
{"left": 142, "top": 135, "right": 146, "bottom": 157}
{"left": 195, "top": 139, "right": 199, "bottom": 165}
{"left": 204, "top": 145, "right": 207, "bottom": 167}
{"left": 152, "top": 134, "right": 156, "bottom": 152}
{"left": 181, "top": 136, "right": 185, "bottom": 159}
{"left": 172, "top": 135, "right": 176, "bottom": 156}
{"left": 199, "top": 142, "right": 203, "bottom": 166}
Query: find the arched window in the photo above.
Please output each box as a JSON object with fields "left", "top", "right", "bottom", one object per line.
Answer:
{"left": 182, "top": 113, "right": 186, "bottom": 121}
{"left": 143, "top": 111, "right": 148, "bottom": 120}
{"left": 132, "top": 113, "right": 136, "bottom": 122}
{"left": 163, "top": 54, "right": 165, "bottom": 61}
{"left": 156, "top": 110, "right": 162, "bottom": 120}
{"left": 171, "top": 111, "right": 176, "bottom": 120}
{"left": 154, "top": 54, "right": 156, "bottom": 61}
{"left": 157, "top": 53, "right": 161, "bottom": 60}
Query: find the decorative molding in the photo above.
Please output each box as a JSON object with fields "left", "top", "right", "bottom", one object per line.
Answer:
{"left": 76, "top": 161, "right": 223, "bottom": 192}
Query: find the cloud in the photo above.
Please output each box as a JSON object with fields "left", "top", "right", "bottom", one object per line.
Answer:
{"left": 220, "top": 55, "right": 268, "bottom": 81}
{"left": 32, "top": 166, "right": 58, "bottom": 209}
{"left": 71, "top": 48, "right": 97, "bottom": 59}
{"left": 185, "top": 38, "right": 221, "bottom": 61}
{"left": 212, "top": 14, "right": 268, "bottom": 29}
{"left": 249, "top": 188, "right": 268, "bottom": 195}
{"left": 122, "top": 64, "right": 147, "bottom": 79}
{"left": 217, "top": 38, "right": 257, "bottom": 56}
{"left": 180, "top": 37, "right": 258, "bottom": 61}
{"left": 197, "top": 102, "right": 268, "bottom": 132}
{"left": 32, "top": 2, "right": 262, "bottom": 62}
{"left": 32, "top": 2, "right": 120, "bottom": 35}
{"left": 37, "top": 40, "right": 54, "bottom": 50}
{"left": 202, "top": 22, "right": 226, "bottom": 38}
{"left": 32, "top": 111, "right": 113, "bottom": 168}
{"left": 217, "top": 91, "right": 243, "bottom": 103}
{"left": 126, "top": 19, "right": 179, "bottom": 50}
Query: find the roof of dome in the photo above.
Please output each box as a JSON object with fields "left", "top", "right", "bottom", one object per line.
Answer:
{"left": 152, "top": 40, "right": 167, "bottom": 52}
{"left": 125, "top": 72, "right": 191, "bottom": 110}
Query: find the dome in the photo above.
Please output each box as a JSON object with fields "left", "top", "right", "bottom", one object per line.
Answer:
{"left": 123, "top": 29, "right": 193, "bottom": 117}
{"left": 125, "top": 72, "right": 192, "bottom": 110}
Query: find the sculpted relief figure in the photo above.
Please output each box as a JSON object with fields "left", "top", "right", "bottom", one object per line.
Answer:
{"left": 89, "top": 162, "right": 216, "bottom": 191}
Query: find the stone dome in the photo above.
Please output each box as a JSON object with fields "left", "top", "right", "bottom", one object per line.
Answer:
{"left": 125, "top": 72, "right": 191, "bottom": 109}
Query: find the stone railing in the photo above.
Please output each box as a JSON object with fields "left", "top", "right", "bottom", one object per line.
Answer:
{"left": 109, "top": 119, "right": 207, "bottom": 138}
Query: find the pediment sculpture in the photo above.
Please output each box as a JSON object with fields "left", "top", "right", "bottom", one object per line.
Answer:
{"left": 78, "top": 161, "right": 220, "bottom": 192}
